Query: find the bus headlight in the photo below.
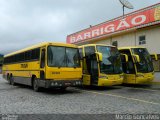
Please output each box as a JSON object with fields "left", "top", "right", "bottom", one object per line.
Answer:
{"left": 99, "top": 76, "right": 108, "bottom": 79}
{"left": 136, "top": 74, "right": 144, "bottom": 77}
{"left": 120, "top": 75, "right": 124, "bottom": 79}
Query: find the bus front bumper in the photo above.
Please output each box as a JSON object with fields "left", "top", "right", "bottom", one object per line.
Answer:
{"left": 136, "top": 77, "right": 154, "bottom": 84}
{"left": 98, "top": 78, "right": 123, "bottom": 86}
{"left": 38, "top": 79, "right": 82, "bottom": 88}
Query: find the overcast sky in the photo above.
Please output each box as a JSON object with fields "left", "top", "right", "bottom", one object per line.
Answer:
{"left": 0, "top": 0, "right": 159, "bottom": 54}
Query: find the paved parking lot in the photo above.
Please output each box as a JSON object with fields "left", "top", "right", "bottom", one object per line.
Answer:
{"left": 0, "top": 74, "right": 160, "bottom": 114}
{"left": 154, "top": 72, "right": 160, "bottom": 83}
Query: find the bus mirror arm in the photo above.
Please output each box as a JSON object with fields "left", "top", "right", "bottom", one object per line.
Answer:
{"left": 150, "top": 54, "right": 158, "bottom": 61}
{"left": 95, "top": 52, "right": 103, "bottom": 62}
{"left": 132, "top": 54, "right": 140, "bottom": 63}
{"left": 120, "top": 54, "right": 128, "bottom": 63}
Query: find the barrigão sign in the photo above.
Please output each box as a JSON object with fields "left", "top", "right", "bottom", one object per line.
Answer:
{"left": 67, "top": 4, "right": 160, "bottom": 44}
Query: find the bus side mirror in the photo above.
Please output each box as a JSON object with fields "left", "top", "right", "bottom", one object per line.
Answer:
{"left": 150, "top": 54, "right": 158, "bottom": 61}
{"left": 95, "top": 52, "right": 103, "bottom": 62}
{"left": 120, "top": 54, "right": 128, "bottom": 62}
{"left": 132, "top": 54, "right": 140, "bottom": 63}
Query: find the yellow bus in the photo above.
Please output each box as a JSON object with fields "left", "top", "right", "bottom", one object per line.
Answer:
{"left": 79, "top": 44, "right": 124, "bottom": 86}
{"left": 2, "top": 42, "right": 82, "bottom": 91}
{"left": 118, "top": 47, "right": 157, "bottom": 84}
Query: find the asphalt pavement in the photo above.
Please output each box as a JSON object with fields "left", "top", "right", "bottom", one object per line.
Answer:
{"left": 0, "top": 74, "right": 159, "bottom": 115}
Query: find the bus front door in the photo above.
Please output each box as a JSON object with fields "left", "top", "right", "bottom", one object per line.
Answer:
{"left": 40, "top": 48, "right": 46, "bottom": 80}
{"left": 86, "top": 54, "right": 99, "bottom": 85}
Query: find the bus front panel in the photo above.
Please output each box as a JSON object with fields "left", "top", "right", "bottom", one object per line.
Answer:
{"left": 98, "top": 74, "right": 123, "bottom": 86}
{"left": 119, "top": 47, "right": 154, "bottom": 84}
{"left": 81, "top": 45, "right": 124, "bottom": 86}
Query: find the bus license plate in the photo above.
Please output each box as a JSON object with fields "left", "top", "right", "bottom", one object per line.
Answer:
{"left": 65, "top": 83, "right": 71, "bottom": 86}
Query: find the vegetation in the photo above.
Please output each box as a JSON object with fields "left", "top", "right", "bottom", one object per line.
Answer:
{"left": 0, "top": 54, "right": 4, "bottom": 65}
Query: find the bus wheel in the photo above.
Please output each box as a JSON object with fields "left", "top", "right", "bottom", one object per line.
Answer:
{"left": 33, "top": 78, "right": 40, "bottom": 92}
{"left": 7, "top": 74, "right": 11, "bottom": 85}
{"left": 10, "top": 75, "right": 15, "bottom": 86}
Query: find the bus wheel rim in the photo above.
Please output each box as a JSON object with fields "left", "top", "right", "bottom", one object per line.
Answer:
{"left": 34, "top": 79, "right": 38, "bottom": 91}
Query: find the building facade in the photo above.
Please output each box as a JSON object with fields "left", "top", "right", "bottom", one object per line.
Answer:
{"left": 66, "top": 3, "right": 160, "bottom": 71}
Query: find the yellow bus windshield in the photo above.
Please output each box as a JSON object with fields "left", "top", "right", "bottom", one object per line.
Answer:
{"left": 96, "top": 45, "right": 123, "bottom": 74}
{"left": 48, "top": 46, "right": 80, "bottom": 67}
{"left": 131, "top": 48, "right": 154, "bottom": 73}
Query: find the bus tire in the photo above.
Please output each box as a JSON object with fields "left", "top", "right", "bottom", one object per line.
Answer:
{"left": 10, "top": 74, "right": 15, "bottom": 86}
{"left": 7, "top": 74, "right": 11, "bottom": 85}
{"left": 33, "top": 78, "right": 40, "bottom": 92}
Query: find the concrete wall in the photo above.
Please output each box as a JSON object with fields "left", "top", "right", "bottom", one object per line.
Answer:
{"left": 91, "top": 38, "right": 111, "bottom": 45}
{"left": 112, "top": 32, "right": 136, "bottom": 47}
{"left": 140, "top": 26, "right": 160, "bottom": 54}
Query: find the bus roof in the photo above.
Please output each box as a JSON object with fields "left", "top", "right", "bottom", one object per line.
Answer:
{"left": 118, "top": 46, "right": 145, "bottom": 50}
{"left": 5, "top": 42, "right": 78, "bottom": 57}
{"left": 78, "top": 44, "right": 115, "bottom": 48}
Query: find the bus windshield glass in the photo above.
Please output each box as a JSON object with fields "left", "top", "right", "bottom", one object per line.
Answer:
{"left": 97, "top": 46, "right": 123, "bottom": 74}
{"left": 48, "top": 46, "right": 80, "bottom": 67}
{"left": 132, "top": 48, "right": 154, "bottom": 73}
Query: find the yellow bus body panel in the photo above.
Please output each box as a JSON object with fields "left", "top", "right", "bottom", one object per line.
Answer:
{"left": 79, "top": 44, "right": 123, "bottom": 86}
{"left": 123, "top": 74, "right": 136, "bottom": 84}
{"left": 123, "top": 72, "right": 154, "bottom": 84}
{"left": 119, "top": 47, "right": 155, "bottom": 85}
{"left": 82, "top": 73, "right": 123, "bottom": 86}
{"left": 82, "top": 74, "right": 91, "bottom": 85}
{"left": 2, "top": 42, "right": 82, "bottom": 88}
{"left": 136, "top": 72, "right": 154, "bottom": 84}
{"left": 45, "top": 67, "right": 82, "bottom": 80}
{"left": 2, "top": 61, "right": 40, "bottom": 78}
{"left": 98, "top": 74, "right": 123, "bottom": 86}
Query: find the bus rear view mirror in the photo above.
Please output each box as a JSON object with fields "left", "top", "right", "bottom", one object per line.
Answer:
{"left": 132, "top": 54, "right": 140, "bottom": 63}
{"left": 120, "top": 54, "right": 128, "bottom": 63}
{"left": 95, "top": 52, "right": 103, "bottom": 62}
{"left": 150, "top": 54, "right": 158, "bottom": 61}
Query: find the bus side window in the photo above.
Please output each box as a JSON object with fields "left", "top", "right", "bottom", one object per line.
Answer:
{"left": 40, "top": 49, "right": 45, "bottom": 68}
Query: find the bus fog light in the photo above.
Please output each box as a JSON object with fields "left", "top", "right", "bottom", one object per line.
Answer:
{"left": 55, "top": 82, "right": 58, "bottom": 86}
{"left": 51, "top": 82, "right": 55, "bottom": 86}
